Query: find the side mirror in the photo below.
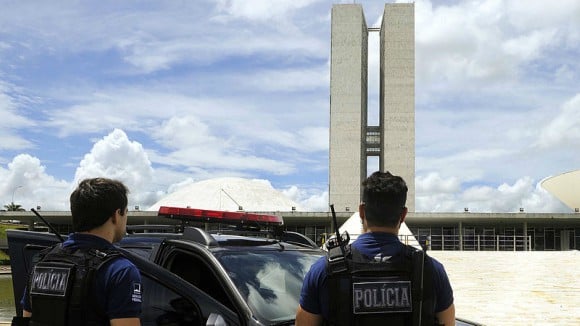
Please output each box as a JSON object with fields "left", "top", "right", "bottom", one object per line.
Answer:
{"left": 206, "top": 313, "right": 228, "bottom": 326}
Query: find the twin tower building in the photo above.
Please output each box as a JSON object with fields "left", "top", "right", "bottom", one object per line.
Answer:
{"left": 329, "top": 4, "right": 415, "bottom": 212}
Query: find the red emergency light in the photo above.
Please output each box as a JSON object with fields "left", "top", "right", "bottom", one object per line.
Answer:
{"left": 157, "top": 206, "right": 284, "bottom": 226}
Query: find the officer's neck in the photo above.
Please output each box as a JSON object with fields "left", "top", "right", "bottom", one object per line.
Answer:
{"left": 364, "top": 225, "right": 400, "bottom": 235}
{"left": 79, "top": 221, "right": 115, "bottom": 244}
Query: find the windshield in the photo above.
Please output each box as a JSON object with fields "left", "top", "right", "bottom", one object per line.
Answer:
{"left": 216, "top": 249, "right": 323, "bottom": 324}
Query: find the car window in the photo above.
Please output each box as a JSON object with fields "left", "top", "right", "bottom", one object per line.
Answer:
{"left": 167, "top": 251, "right": 236, "bottom": 311}
{"left": 122, "top": 246, "right": 154, "bottom": 259}
{"left": 140, "top": 273, "right": 203, "bottom": 325}
{"left": 122, "top": 248, "right": 241, "bottom": 326}
{"left": 216, "top": 249, "right": 323, "bottom": 324}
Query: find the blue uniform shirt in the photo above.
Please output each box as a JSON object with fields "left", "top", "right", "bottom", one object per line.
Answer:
{"left": 22, "top": 233, "right": 142, "bottom": 320}
{"left": 300, "top": 232, "right": 454, "bottom": 318}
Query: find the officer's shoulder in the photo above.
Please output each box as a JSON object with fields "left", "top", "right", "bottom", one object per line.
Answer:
{"left": 421, "top": 252, "right": 448, "bottom": 274}
{"left": 313, "top": 254, "right": 328, "bottom": 270}
{"left": 100, "top": 253, "right": 137, "bottom": 272}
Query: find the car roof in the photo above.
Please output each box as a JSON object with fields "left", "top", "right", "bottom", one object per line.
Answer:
{"left": 125, "top": 206, "right": 320, "bottom": 250}
{"left": 210, "top": 233, "right": 322, "bottom": 252}
{"left": 123, "top": 226, "right": 321, "bottom": 251}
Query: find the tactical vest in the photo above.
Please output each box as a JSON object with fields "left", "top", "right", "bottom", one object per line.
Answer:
{"left": 325, "top": 243, "right": 436, "bottom": 326}
{"left": 27, "top": 244, "right": 120, "bottom": 326}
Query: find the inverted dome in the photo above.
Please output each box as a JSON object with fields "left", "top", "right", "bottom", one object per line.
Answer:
{"left": 541, "top": 170, "right": 580, "bottom": 210}
{"left": 148, "top": 177, "right": 301, "bottom": 212}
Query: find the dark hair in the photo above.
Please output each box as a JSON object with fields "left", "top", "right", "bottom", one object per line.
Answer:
{"left": 362, "top": 171, "right": 407, "bottom": 227}
{"left": 70, "top": 178, "right": 129, "bottom": 232}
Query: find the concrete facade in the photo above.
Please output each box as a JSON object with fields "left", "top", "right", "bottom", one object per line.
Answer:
{"left": 329, "top": 4, "right": 415, "bottom": 212}
{"left": 329, "top": 4, "right": 368, "bottom": 213}
{"left": 380, "top": 4, "right": 415, "bottom": 211}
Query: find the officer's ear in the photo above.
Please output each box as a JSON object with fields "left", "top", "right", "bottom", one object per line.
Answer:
{"left": 399, "top": 207, "right": 408, "bottom": 224}
{"left": 111, "top": 208, "right": 123, "bottom": 224}
{"left": 359, "top": 203, "right": 366, "bottom": 220}
{"left": 110, "top": 212, "right": 118, "bottom": 225}
{"left": 116, "top": 207, "right": 128, "bottom": 217}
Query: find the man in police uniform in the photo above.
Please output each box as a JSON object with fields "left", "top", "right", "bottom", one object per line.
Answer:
{"left": 20, "top": 178, "right": 142, "bottom": 326}
{"left": 296, "top": 171, "right": 455, "bottom": 325}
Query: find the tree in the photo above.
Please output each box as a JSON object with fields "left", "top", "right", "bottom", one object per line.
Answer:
{"left": 3, "top": 202, "right": 25, "bottom": 211}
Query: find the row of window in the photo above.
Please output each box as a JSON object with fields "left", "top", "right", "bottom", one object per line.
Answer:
{"left": 285, "top": 224, "right": 579, "bottom": 251}
{"left": 409, "top": 226, "right": 579, "bottom": 251}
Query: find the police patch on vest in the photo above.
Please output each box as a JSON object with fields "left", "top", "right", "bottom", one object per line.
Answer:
{"left": 30, "top": 266, "right": 72, "bottom": 297}
{"left": 352, "top": 280, "right": 412, "bottom": 314}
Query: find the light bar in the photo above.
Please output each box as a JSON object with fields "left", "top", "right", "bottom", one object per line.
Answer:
{"left": 157, "top": 206, "right": 284, "bottom": 226}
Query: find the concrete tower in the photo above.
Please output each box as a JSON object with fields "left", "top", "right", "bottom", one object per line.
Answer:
{"left": 379, "top": 4, "right": 415, "bottom": 211}
{"left": 329, "top": 4, "right": 368, "bottom": 213}
{"left": 329, "top": 3, "right": 415, "bottom": 212}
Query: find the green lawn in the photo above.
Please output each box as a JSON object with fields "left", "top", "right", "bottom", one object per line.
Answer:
{"left": 0, "top": 223, "right": 25, "bottom": 263}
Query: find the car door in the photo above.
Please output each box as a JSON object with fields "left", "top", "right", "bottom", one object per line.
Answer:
{"left": 154, "top": 240, "right": 254, "bottom": 324}
{"left": 7, "top": 229, "right": 62, "bottom": 316}
{"left": 122, "top": 247, "right": 241, "bottom": 326}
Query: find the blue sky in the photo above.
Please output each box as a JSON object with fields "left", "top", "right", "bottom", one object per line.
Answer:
{"left": 1, "top": 0, "right": 579, "bottom": 212}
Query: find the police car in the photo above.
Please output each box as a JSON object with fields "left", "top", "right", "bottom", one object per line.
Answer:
{"left": 8, "top": 206, "right": 324, "bottom": 325}
{"left": 7, "top": 206, "right": 481, "bottom": 325}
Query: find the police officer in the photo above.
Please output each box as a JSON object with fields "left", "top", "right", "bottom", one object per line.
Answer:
{"left": 20, "top": 178, "right": 142, "bottom": 326}
{"left": 296, "top": 171, "right": 455, "bottom": 325}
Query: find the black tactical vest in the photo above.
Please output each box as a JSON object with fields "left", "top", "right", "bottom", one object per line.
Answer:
{"left": 325, "top": 243, "right": 436, "bottom": 326}
{"left": 27, "top": 244, "right": 120, "bottom": 326}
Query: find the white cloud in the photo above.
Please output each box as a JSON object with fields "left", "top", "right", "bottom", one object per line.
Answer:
{"left": 45, "top": 91, "right": 195, "bottom": 137}
{"left": 0, "top": 83, "right": 36, "bottom": 150}
{"left": 505, "top": 0, "right": 580, "bottom": 40}
{"left": 416, "top": 173, "right": 461, "bottom": 194}
{"left": 282, "top": 185, "right": 328, "bottom": 212}
{"left": 416, "top": 174, "right": 569, "bottom": 213}
{"left": 522, "top": 182, "right": 568, "bottom": 213}
{"left": 536, "top": 93, "right": 580, "bottom": 149}
{"left": 149, "top": 116, "right": 296, "bottom": 175}
{"left": 214, "top": 0, "right": 318, "bottom": 22}
{"left": 502, "top": 29, "right": 557, "bottom": 62}
{"left": 73, "top": 129, "right": 158, "bottom": 207}
{"left": 0, "top": 1, "right": 329, "bottom": 75}
{"left": 0, "top": 154, "right": 69, "bottom": 210}
{"left": 238, "top": 66, "right": 328, "bottom": 92}
{"left": 415, "top": 0, "right": 579, "bottom": 87}
{"left": 43, "top": 86, "right": 328, "bottom": 159}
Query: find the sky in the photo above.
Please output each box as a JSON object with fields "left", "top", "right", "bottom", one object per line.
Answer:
{"left": 0, "top": 0, "right": 579, "bottom": 213}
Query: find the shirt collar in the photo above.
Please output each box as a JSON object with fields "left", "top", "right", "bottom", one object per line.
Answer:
{"left": 64, "top": 232, "right": 114, "bottom": 249}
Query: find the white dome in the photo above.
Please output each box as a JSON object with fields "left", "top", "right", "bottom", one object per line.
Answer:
{"left": 148, "top": 177, "right": 301, "bottom": 212}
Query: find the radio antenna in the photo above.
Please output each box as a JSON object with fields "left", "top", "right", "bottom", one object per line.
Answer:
{"left": 31, "top": 208, "right": 65, "bottom": 242}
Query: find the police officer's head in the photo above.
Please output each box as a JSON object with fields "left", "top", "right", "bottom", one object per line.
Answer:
{"left": 70, "top": 177, "right": 129, "bottom": 232}
{"left": 361, "top": 171, "right": 407, "bottom": 228}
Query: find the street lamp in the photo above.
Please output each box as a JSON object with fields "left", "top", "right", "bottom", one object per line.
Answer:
{"left": 11, "top": 185, "right": 23, "bottom": 204}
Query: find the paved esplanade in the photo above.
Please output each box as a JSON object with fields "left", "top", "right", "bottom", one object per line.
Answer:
{"left": 429, "top": 251, "right": 580, "bottom": 325}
